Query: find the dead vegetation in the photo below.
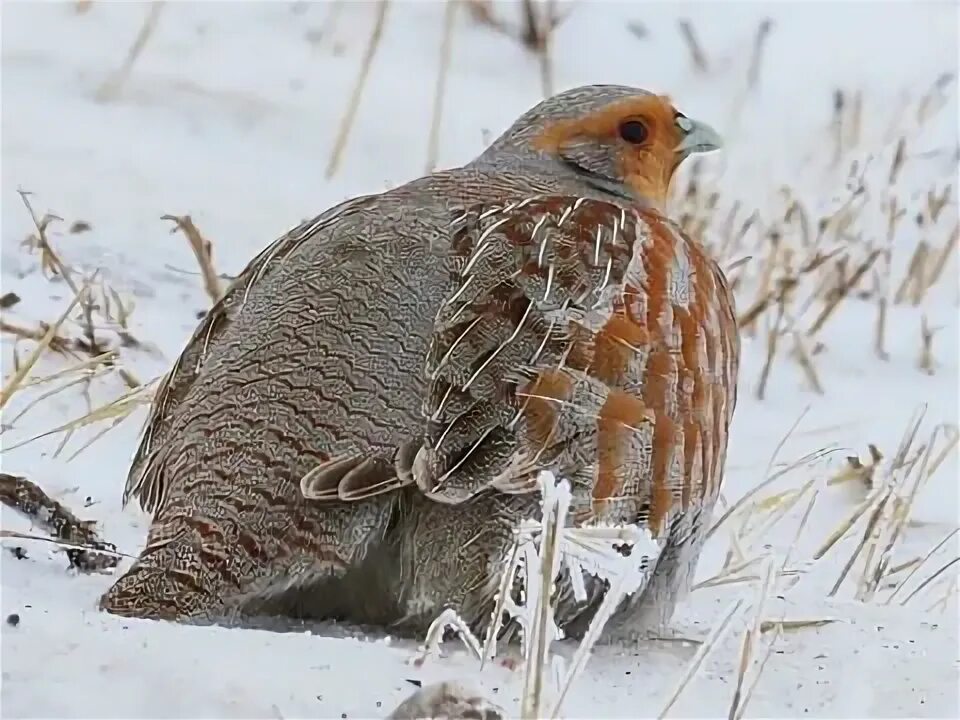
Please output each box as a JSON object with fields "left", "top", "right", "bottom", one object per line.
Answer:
{"left": 466, "top": 0, "right": 570, "bottom": 98}
{"left": 671, "top": 72, "right": 958, "bottom": 398}
{"left": 0, "top": 473, "right": 118, "bottom": 572}
{"left": 0, "top": 194, "right": 224, "bottom": 458}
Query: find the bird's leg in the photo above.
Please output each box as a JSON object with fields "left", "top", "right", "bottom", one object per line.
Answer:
{"left": 604, "top": 510, "right": 709, "bottom": 642}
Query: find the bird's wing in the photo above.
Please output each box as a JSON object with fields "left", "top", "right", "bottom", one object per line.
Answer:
{"left": 410, "top": 195, "right": 740, "bottom": 538}
{"left": 124, "top": 195, "right": 381, "bottom": 513}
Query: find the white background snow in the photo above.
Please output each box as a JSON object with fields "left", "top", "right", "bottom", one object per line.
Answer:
{"left": 1, "top": 1, "right": 958, "bottom": 718}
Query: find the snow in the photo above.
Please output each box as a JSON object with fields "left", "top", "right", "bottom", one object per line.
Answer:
{"left": 1, "top": 1, "right": 957, "bottom": 718}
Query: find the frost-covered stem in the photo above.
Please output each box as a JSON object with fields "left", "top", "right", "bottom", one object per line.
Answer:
{"left": 521, "top": 473, "right": 568, "bottom": 720}
{"left": 481, "top": 539, "right": 523, "bottom": 667}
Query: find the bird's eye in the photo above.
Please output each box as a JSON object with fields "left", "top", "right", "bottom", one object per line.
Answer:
{"left": 618, "top": 120, "right": 649, "bottom": 144}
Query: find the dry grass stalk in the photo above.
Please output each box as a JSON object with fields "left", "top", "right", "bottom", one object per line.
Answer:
{"left": 760, "top": 619, "right": 834, "bottom": 633}
{"left": 677, "top": 19, "right": 708, "bottom": 72}
{"left": 805, "top": 249, "right": 881, "bottom": 336}
{"left": 921, "top": 221, "right": 959, "bottom": 296}
{"left": 815, "top": 491, "right": 892, "bottom": 563}
{"left": 747, "top": 476, "right": 819, "bottom": 561}
{"left": 466, "top": 0, "right": 566, "bottom": 98}
{"left": 0, "top": 283, "right": 92, "bottom": 410}
{"left": 424, "top": 0, "right": 459, "bottom": 174}
{"left": 162, "top": 214, "right": 223, "bottom": 304}
{"left": 874, "top": 199, "right": 906, "bottom": 360}
{"left": 325, "top": 0, "right": 390, "bottom": 179}
{"left": 465, "top": 0, "right": 510, "bottom": 34}
{"left": 0, "top": 320, "right": 75, "bottom": 355}
{"left": 18, "top": 190, "right": 79, "bottom": 292}
{"left": 14, "top": 195, "right": 146, "bottom": 369}
{"left": 707, "top": 412, "right": 831, "bottom": 544}
{"left": 738, "top": 248, "right": 840, "bottom": 331}
{"left": 745, "top": 19, "right": 773, "bottom": 90}
{"left": 526, "top": 0, "right": 558, "bottom": 98}
{"left": 828, "top": 487, "right": 892, "bottom": 596}
{"left": 727, "top": 558, "right": 776, "bottom": 720}
{"left": 814, "top": 411, "right": 958, "bottom": 601}
{"left": 754, "top": 298, "right": 785, "bottom": 401}
{"left": 790, "top": 332, "right": 824, "bottom": 394}
{"left": 1, "top": 377, "right": 157, "bottom": 456}
{"left": 5, "top": 373, "right": 107, "bottom": 429}
{"left": 20, "top": 351, "right": 117, "bottom": 390}
{"left": 95, "top": 1, "right": 166, "bottom": 102}
{"left": 830, "top": 90, "right": 846, "bottom": 167}
{"left": 733, "top": 622, "right": 782, "bottom": 720}
{"left": 916, "top": 314, "right": 940, "bottom": 375}
{"left": 656, "top": 599, "right": 744, "bottom": 719}
{"left": 858, "top": 428, "right": 944, "bottom": 600}
{"left": 926, "top": 184, "right": 951, "bottom": 222}
{"left": 901, "top": 556, "right": 960, "bottom": 605}
{"left": 886, "top": 527, "right": 960, "bottom": 605}
{"left": 893, "top": 242, "right": 930, "bottom": 305}
{"left": 467, "top": 0, "right": 570, "bottom": 50}
{"left": 521, "top": 475, "right": 566, "bottom": 720}
{"left": 925, "top": 577, "right": 957, "bottom": 613}
{"left": 847, "top": 91, "right": 863, "bottom": 150}
{"left": 693, "top": 555, "right": 762, "bottom": 590}
{"left": 916, "top": 72, "right": 955, "bottom": 123}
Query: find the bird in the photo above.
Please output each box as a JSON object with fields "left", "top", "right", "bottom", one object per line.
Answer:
{"left": 378, "top": 194, "right": 739, "bottom": 641}
{"left": 99, "top": 85, "right": 738, "bottom": 645}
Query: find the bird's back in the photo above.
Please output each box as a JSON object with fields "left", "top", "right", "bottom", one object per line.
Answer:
{"left": 103, "top": 172, "right": 487, "bottom": 620}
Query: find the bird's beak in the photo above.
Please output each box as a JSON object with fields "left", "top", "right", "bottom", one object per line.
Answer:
{"left": 675, "top": 116, "right": 723, "bottom": 157}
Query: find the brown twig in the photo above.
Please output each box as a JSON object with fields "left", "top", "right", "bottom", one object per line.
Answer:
{"left": 0, "top": 320, "right": 74, "bottom": 355}
{"left": 18, "top": 190, "right": 78, "bottom": 292}
{"left": 806, "top": 249, "right": 881, "bottom": 336}
{"left": 162, "top": 214, "right": 223, "bottom": 304}
{"left": 0, "top": 473, "right": 118, "bottom": 572}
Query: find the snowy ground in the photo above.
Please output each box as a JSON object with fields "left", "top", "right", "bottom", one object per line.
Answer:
{"left": 2, "top": 1, "right": 958, "bottom": 718}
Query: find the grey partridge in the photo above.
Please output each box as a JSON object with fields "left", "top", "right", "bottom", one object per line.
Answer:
{"left": 100, "top": 86, "right": 738, "bottom": 645}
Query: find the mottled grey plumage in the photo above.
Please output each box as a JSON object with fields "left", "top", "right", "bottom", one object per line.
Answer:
{"left": 100, "top": 84, "right": 737, "bottom": 645}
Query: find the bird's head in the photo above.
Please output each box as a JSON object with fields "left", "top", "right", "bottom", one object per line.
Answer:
{"left": 478, "top": 85, "right": 722, "bottom": 210}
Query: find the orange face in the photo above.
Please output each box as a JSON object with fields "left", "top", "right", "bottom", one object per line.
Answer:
{"left": 531, "top": 95, "right": 720, "bottom": 209}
